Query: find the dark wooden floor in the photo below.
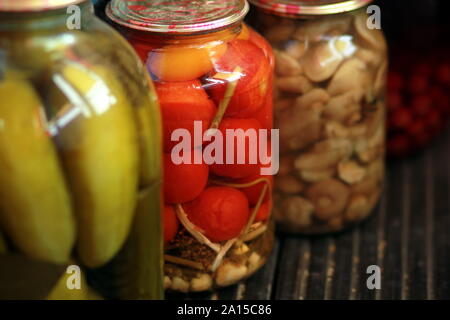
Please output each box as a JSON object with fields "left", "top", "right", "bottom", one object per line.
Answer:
{"left": 169, "top": 127, "right": 450, "bottom": 300}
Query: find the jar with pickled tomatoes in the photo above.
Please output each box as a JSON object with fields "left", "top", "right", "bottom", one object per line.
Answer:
{"left": 249, "top": 0, "right": 388, "bottom": 234}
{"left": 107, "top": 0, "right": 275, "bottom": 292}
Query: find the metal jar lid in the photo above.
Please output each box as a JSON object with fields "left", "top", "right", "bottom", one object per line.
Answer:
{"left": 106, "top": 0, "right": 249, "bottom": 34}
{"left": 0, "top": 0, "right": 86, "bottom": 12}
{"left": 249, "top": 0, "right": 373, "bottom": 16}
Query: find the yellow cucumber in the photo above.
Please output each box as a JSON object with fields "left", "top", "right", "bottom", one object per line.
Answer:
{"left": 54, "top": 62, "right": 139, "bottom": 268}
{"left": 0, "top": 76, "right": 75, "bottom": 264}
{"left": 46, "top": 263, "right": 89, "bottom": 300}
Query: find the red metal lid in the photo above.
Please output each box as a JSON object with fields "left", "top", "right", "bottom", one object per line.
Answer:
{"left": 249, "top": 0, "right": 373, "bottom": 16}
{"left": 106, "top": 0, "right": 249, "bottom": 34}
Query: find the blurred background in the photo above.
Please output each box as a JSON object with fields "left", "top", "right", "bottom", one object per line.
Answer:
{"left": 381, "top": 0, "right": 450, "bottom": 157}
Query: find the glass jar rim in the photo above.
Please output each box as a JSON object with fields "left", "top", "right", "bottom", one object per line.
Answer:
{"left": 106, "top": 0, "right": 249, "bottom": 35}
{"left": 248, "top": 0, "right": 373, "bottom": 16}
{"left": 0, "top": 0, "right": 86, "bottom": 12}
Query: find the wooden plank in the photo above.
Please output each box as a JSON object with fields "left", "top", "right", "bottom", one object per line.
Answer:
{"left": 434, "top": 130, "right": 450, "bottom": 299}
{"left": 357, "top": 205, "right": 380, "bottom": 300}
{"left": 407, "top": 152, "right": 428, "bottom": 299}
{"left": 273, "top": 236, "right": 306, "bottom": 300}
{"left": 243, "top": 238, "right": 280, "bottom": 300}
{"left": 330, "top": 230, "right": 353, "bottom": 300}
{"left": 382, "top": 160, "right": 404, "bottom": 299}
{"left": 424, "top": 153, "right": 436, "bottom": 300}
{"left": 304, "top": 237, "right": 329, "bottom": 299}
{"left": 349, "top": 228, "right": 361, "bottom": 300}
{"left": 375, "top": 189, "right": 388, "bottom": 300}
{"left": 401, "top": 162, "right": 412, "bottom": 300}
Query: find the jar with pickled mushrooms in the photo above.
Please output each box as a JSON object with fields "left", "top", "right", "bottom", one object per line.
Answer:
{"left": 107, "top": 0, "right": 275, "bottom": 292}
{"left": 249, "top": 0, "right": 387, "bottom": 234}
{"left": 0, "top": 0, "right": 163, "bottom": 299}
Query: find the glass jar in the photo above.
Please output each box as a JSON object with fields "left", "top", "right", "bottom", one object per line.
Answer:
{"left": 0, "top": 0, "right": 163, "bottom": 299}
{"left": 107, "top": 0, "right": 275, "bottom": 292}
{"left": 249, "top": 0, "right": 387, "bottom": 234}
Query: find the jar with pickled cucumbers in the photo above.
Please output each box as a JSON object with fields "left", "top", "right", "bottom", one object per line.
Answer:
{"left": 249, "top": 0, "right": 387, "bottom": 234}
{"left": 0, "top": 0, "right": 163, "bottom": 299}
{"left": 107, "top": 0, "right": 275, "bottom": 292}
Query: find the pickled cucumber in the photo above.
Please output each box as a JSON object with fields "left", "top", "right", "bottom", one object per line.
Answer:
{"left": 135, "top": 80, "right": 162, "bottom": 186}
{"left": 46, "top": 262, "right": 103, "bottom": 300}
{"left": 46, "top": 265, "right": 89, "bottom": 300}
{"left": 54, "top": 62, "right": 139, "bottom": 268}
{"left": 0, "top": 75, "right": 75, "bottom": 264}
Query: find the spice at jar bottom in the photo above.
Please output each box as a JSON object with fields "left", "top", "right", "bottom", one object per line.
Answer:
{"left": 249, "top": 1, "right": 388, "bottom": 234}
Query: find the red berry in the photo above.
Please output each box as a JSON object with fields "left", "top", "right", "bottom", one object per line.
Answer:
{"left": 408, "top": 74, "right": 429, "bottom": 94}
{"left": 425, "top": 109, "right": 443, "bottom": 135}
{"left": 413, "top": 62, "right": 433, "bottom": 78}
{"left": 207, "top": 40, "right": 270, "bottom": 118}
{"left": 163, "top": 149, "right": 209, "bottom": 204}
{"left": 185, "top": 187, "right": 249, "bottom": 242}
{"left": 387, "top": 90, "right": 403, "bottom": 112}
{"left": 436, "top": 62, "right": 450, "bottom": 86}
{"left": 163, "top": 205, "right": 179, "bottom": 244}
{"left": 411, "top": 95, "right": 432, "bottom": 117}
{"left": 407, "top": 119, "right": 426, "bottom": 137}
{"left": 156, "top": 80, "right": 216, "bottom": 152}
{"left": 209, "top": 118, "right": 263, "bottom": 179}
{"left": 252, "top": 200, "right": 272, "bottom": 222}
{"left": 430, "top": 86, "right": 446, "bottom": 103}
{"left": 389, "top": 107, "right": 413, "bottom": 130}
{"left": 235, "top": 173, "right": 273, "bottom": 206}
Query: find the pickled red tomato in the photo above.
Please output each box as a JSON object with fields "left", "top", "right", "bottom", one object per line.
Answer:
{"left": 163, "top": 149, "right": 209, "bottom": 204}
{"left": 252, "top": 200, "right": 272, "bottom": 222}
{"left": 185, "top": 187, "right": 249, "bottom": 242}
{"left": 164, "top": 205, "right": 179, "bottom": 244}
{"left": 149, "top": 44, "right": 226, "bottom": 82}
{"left": 238, "top": 173, "right": 272, "bottom": 206}
{"left": 248, "top": 26, "right": 274, "bottom": 68}
{"left": 208, "top": 39, "right": 270, "bottom": 118}
{"left": 234, "top": 143, "right": 273, "bottom": 206}
{"left": 253, "top": 81, "right": 274, "bottom": 131}
{"left": 156, "top": 80, "right": 216, "bottom": 152}
{"left": 210, "top": 118, "right": 263, "bottom": 179}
